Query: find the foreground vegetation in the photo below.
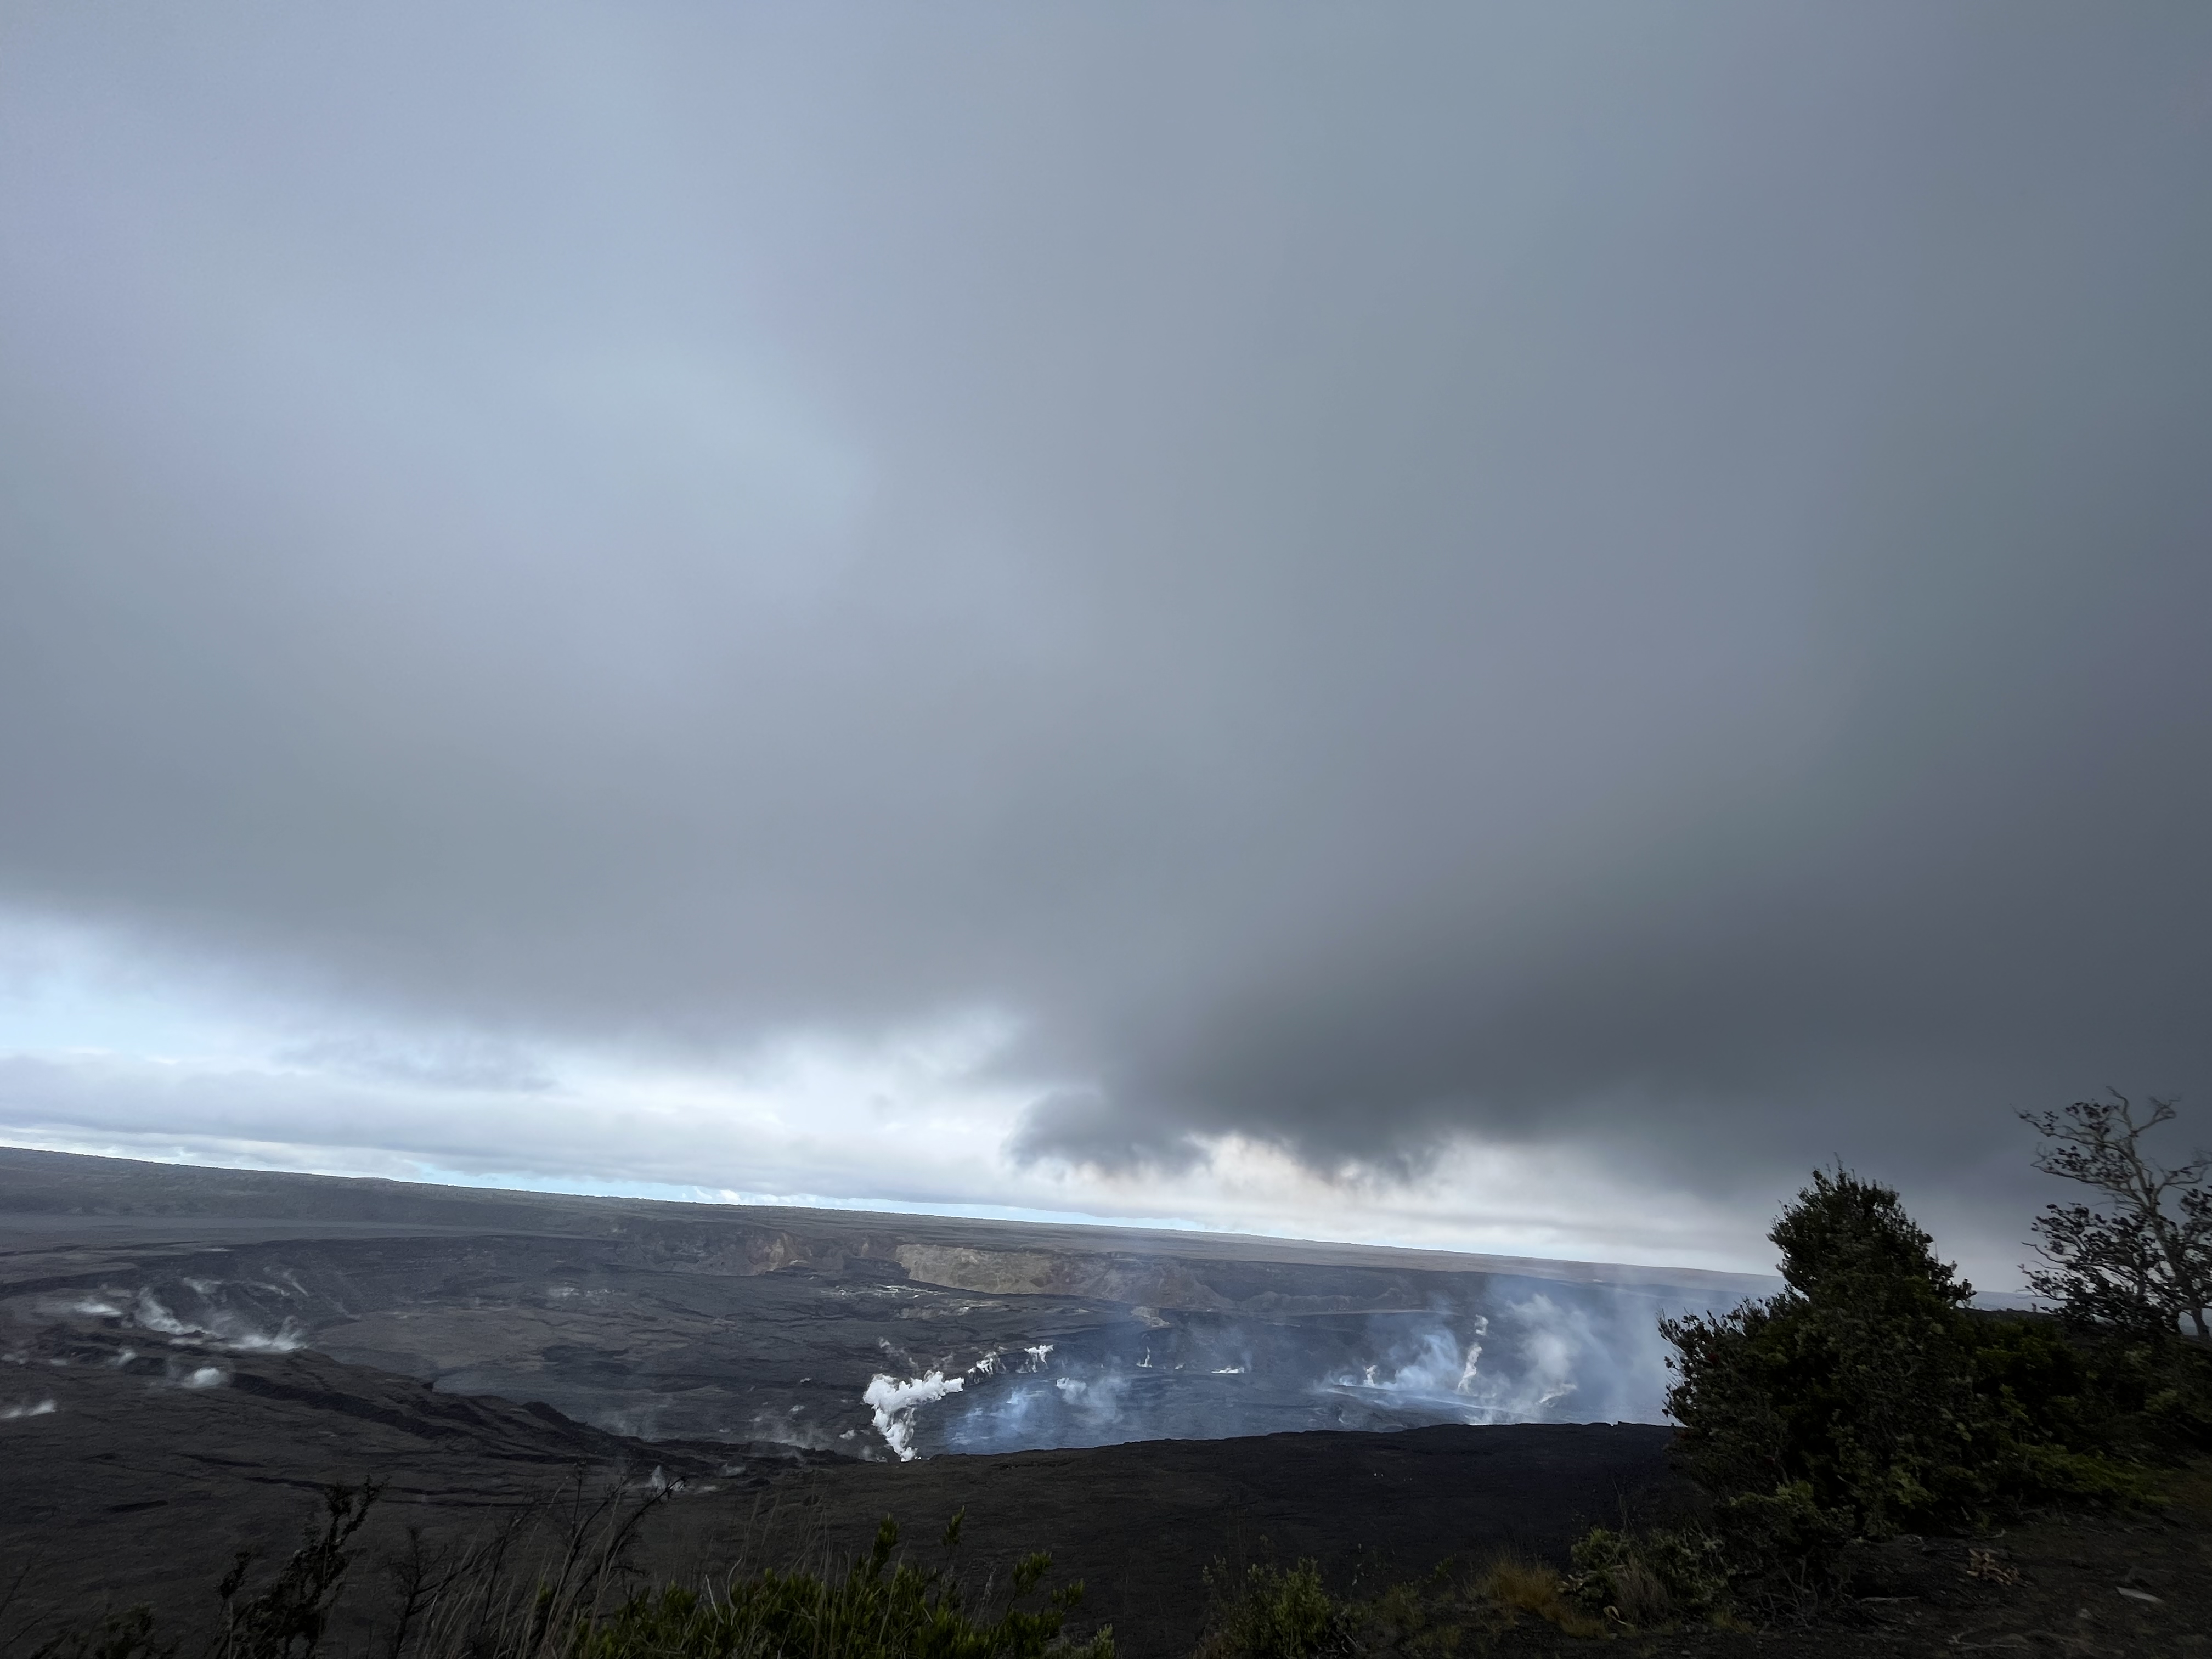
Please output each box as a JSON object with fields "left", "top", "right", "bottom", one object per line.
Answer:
{"left": 1199, "top": 1096, "right": 2212, "bottom": 1651}
{"left": 1652, "top": 1120, "right": 2210, "bottom": 1616}
{"left": 27, "top": 1483, "right": 1111, "bottom": 1659}
{"left": 26, "top": 1096, "right": 2212, "bottom": 1654}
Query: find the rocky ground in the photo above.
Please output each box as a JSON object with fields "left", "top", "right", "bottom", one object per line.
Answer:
{"left": 0, "top": 1314, "right": 1683, "bottom": 1655}
{"left": 2, "top": 1149, "right": 2205, "bottom": 1657}
{"left": 0, "top": 1148, "right": 1763, "bottom": 1455}
{"left": 1449, "top": 1492, "right": 2212, "bottom": 1657}
{"left": 5, "top": 1314, "right": 2204, "bottom": 1656}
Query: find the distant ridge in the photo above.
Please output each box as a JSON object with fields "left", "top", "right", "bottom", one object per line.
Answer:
{"left": 0, "top": 1142, "right": 1777, "bottom": 1297}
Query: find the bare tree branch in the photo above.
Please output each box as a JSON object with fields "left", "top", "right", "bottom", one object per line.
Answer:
{"left": 2020, "top": 1093, "right": 2212, "bottom": 1345}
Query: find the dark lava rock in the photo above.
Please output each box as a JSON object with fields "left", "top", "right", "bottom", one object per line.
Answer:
{"left": 0, "top": 1316, "right": 1684, "bottom": 1658}
{"left": 0, "top": 1148, "right": 1735, "bottom": 1656}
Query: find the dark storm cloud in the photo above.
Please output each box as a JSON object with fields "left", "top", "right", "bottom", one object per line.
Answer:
{"left": 2, "top": 4, "right": 2208, "bottom": 1200}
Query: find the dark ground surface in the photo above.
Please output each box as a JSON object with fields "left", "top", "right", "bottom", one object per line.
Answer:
{"left": 0, "top": 1317, "right": 1684, "bottom": 1656}
{"left": 3, "top": 1149, "right": 2207, "bottom": 1656}
{"left": 7, "top": 1320, "right": 2208, "bottom": 1657}
{"left": 0, "top": 1148, "right": 1763, "bottom": 1453}
{"left": 1365, "top": 1484, "right": 2212, "bottom": 1658}
{"left": 0, "top": 1149, "right": 1716, "bottom": 1654}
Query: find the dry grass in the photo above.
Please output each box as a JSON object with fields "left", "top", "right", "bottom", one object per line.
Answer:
{"left": 1599, "top": 1555, "right": 1672, "bottom": 1627}
{"left": 1474, "top": 1559, "right": 1608, "bottom": 1639}
{"left": 2150, "top": 1452, "right": 2212, "bottom": 1519}
{"left": 22, "top": 1476, "right": 1110, "bottom": 1659}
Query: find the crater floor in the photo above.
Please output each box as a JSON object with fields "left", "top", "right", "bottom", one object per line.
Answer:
{"left": 0, "top": 1147, "right": 1740, "bottom": 1654}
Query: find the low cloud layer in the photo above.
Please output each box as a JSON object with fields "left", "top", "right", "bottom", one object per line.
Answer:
{"left": 2, "top": 5, "right": 2208, "bottom": 1265}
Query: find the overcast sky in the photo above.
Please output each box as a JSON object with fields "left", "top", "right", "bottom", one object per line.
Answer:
{"left": 3, "top": 4, "right": 2208, "bottom": 1282}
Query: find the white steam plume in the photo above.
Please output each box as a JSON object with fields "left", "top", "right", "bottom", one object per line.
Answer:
{"left": 862, "top": 1370, "right": 964, "bottom": 1460}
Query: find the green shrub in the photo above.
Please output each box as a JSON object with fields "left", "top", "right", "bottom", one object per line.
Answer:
{"left": 1193, "top": 1561, "right": 1353, "bottom": 1659}
{"left": 574, "top": 1518, "right": 1110, "bottom": 1659}
{"left": 1565, "top": 1525, "right": 1729, "bottom": 1627}
{"left": 1706, "top": 1482, "right": 1853, "bottom": 1599}
{"left": 1660, "top": 1167, "right": 2196, "bottom": 1610}
{"left": 1662, "top": 1170, "right": 1992, "bottom": 1539}
{"left": 25, "top": 1486, "right": 1109, "bottom": 1659}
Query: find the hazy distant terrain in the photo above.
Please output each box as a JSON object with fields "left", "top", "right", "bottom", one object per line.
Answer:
{"left": 1, "top": 1148, "right": 1744, "bottom": 1653}
{"left": 0, "top": 1148, "right": 1765, "bottom": 1459}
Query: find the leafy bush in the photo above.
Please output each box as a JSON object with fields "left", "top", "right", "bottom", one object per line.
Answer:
{"left": 1661, "top": 1167, "right": 2160, "bottom": 1600}
{"left": 1565, "top": 1525, "right": 1728, "bottom": 1627}
{"left": 1193, "top": 1561, "right": 1353, "bottom": 1659}
{"left": 576, "top": 1518, "right": 1109, "bottom": 1659}
{"left": 24, "top": 1485, "right": 1110, "bottom": 1659}
{"left": 1966, "top": 1312, "right": 2205, "bottom": 1487}
{"left": 1662, "top": 1170, "right": 1993, "bottom": 1540}
{"left": 1699, "top": 1481, "right": 1852, "bottom": 1603}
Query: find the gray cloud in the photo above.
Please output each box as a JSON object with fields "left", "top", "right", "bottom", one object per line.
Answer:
{"left": 2, "top": 4, "right": 2208, "bottom": 1221}
{"left": 272, "top": 1035, "right": 554, "bottom": 1095}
